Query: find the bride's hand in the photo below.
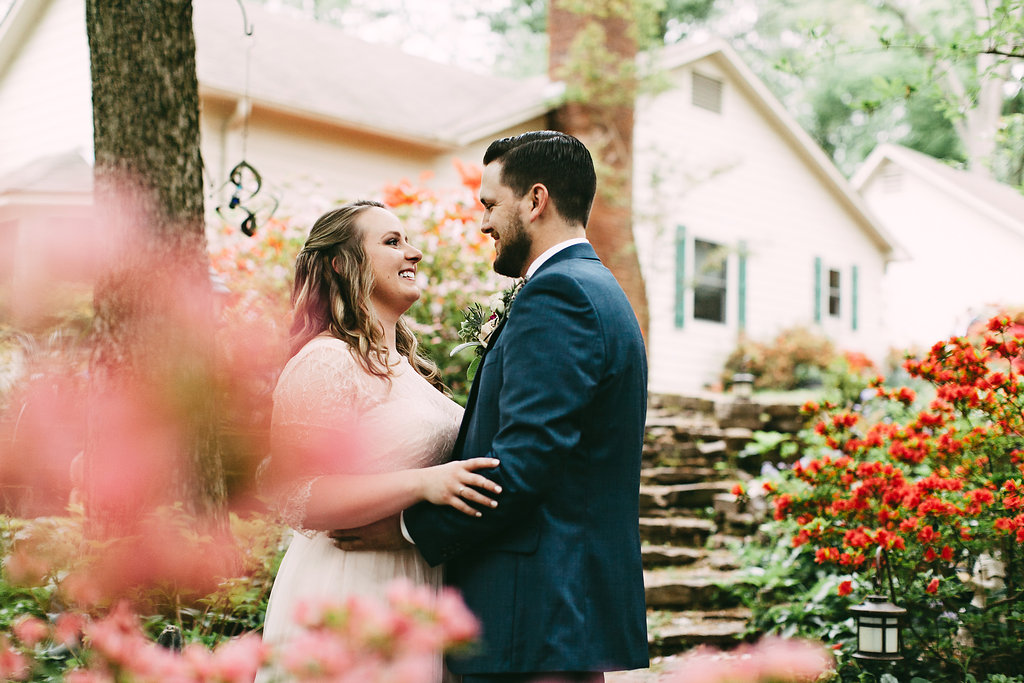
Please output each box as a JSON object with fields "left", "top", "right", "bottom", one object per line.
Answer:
{"left": 419, "top": 458, "right": 502, "bottom": 517}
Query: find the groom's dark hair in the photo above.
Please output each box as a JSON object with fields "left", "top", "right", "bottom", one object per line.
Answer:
{"left": 483, "top": 131, "right": 597, "bottom": 227}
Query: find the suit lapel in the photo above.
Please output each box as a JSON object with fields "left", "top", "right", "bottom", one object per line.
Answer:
{"left": 452, "top": 245, "right": 598, "bottom": 459}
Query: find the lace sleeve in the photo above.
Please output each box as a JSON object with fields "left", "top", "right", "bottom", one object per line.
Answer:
{"left": 263, "top": 339, "right": 383, "bottom": 534}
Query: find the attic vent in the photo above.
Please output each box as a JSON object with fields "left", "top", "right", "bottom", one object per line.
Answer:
{"left": 881, "top": 165, "right": 903, "bottom": 193}
{"left": 692, "top": 72, "right": 723, "bottom": 113}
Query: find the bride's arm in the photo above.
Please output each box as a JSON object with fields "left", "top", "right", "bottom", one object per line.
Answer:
{"left": 299, "top": 458, "right": 501, "bottom": 531}
{"left": 264, "top": 342, "right": 499, "bottom": 533}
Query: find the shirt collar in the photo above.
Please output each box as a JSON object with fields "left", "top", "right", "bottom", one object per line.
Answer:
{"left": 525, "top": 238, "right": 590, "bottom": 280}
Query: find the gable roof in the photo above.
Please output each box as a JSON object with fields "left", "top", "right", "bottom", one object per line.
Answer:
{"left": 0, "top": 0, "right": 558, "bottom": 151}
{"left": 191, "top": 1, "right": 558, "bottom": 150}
{"left": 0, "top": 0, "right": 901, "bottom": 259}
{"left": 649, "top": 39, "right": 901, "bottom": 259}
{"left": 0, "top": 151, "right": 91, "bottom": 205}
{"left": 851, "top": 142, "right": 1024, "bottom": 238}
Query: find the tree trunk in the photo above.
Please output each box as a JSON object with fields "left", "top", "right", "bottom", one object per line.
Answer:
{"left": 86, "top": 0, "right": 226, "bottom": 530}
{"left": 548, "top": 0, "right": 650, "bottom": 341}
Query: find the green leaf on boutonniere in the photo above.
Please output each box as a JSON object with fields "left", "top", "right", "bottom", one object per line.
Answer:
{"left": 467, "top": 355, "right": 482, "bottom": 381}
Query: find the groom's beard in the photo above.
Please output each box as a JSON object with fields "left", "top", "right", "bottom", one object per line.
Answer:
{"left": 493, "top": 213, "right": 531, "bottom": 278}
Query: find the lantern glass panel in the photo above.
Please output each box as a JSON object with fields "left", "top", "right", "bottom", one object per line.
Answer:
{"left": 858, "top": 618, "right": 883, "bottom": 653}
{"left": 885, "top": 622, "right": 899, "bottom": 653}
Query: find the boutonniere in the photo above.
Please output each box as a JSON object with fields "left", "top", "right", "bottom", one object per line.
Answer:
{"left": 450, "top": 280, "right": 524, "bottom": 379}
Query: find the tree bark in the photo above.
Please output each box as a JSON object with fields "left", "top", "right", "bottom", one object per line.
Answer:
{"left": 548, "top": 0, "right": 651, "bottom": 341}
{"left": 85, "top": 0, "right": 226, "bottom": 529}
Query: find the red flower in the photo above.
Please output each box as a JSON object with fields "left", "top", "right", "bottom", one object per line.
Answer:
{"left": 926, "top": 578, "right": 940, "bottom": 594}
{"left": 838, "top": 580, "right": 853, "bottom": 596}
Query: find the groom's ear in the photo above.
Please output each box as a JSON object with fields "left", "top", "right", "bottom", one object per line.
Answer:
{"left": 526, "top": 183, "right": 549, "bottom": 221}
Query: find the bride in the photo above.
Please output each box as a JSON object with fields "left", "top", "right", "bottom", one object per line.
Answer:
{"left": 256, "top": 200, "right": 499, "bottom": 682}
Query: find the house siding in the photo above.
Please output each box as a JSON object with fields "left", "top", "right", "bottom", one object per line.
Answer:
{"left": 635, "top": 57, "right": 887, "bottom": 394}
{"left": 862, "top": 159, "right": 1024, "bottom": 350}
{"left": 0, "top": 0, "right": 93, "bottom": 177}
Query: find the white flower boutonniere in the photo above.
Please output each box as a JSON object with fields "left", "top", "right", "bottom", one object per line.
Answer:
{"left": 450, "top": 280, "right": 524, "bottom": 379}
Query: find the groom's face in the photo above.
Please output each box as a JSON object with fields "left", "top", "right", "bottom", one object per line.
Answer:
{"left": 480, "top": 161, "right": 533, "bottom": 278}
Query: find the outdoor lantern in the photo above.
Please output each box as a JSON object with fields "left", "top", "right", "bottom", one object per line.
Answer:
{"left": 851, "top": 594, "right": 906, "bottom": 661}
{"left": 731, "top": 372, "right": 754, "bottom": 399}
{"left": 850, "top": 548, "right": 906, "bottom": 661}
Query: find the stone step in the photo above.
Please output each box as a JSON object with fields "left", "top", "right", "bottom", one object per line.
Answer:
{"left": 644, "top": 567, "right": 748, "bottom": 610}
{"left": 641, "top": 466, "right": 719, "bottom": 486}
{"left": 641, "top": 545, "right": 704, "bottom": 568}
{"left": 648, "top": 394, "right": 717, "bottom": 415}
{"left": 638, "top": 517, "right": 715, "bottom": 546}
{"left": 648, "top": 608, "right": 753, "bottom": 657}
{"left": 640, "top": 482, "right": 736, "bottom": 512}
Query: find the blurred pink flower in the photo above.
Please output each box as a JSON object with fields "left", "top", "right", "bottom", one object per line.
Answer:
{"left": 65, "top": 670, "right": 115, "bottom": 683}
{"left": 0, "top": 636, "right": 31, "bottom": 681}
{"left": 55, "top": 612, "right": 88, "bottom": 647}
{"left": 281, "top": 629, "right": 355, "bottom": 678}
{"left": 12, "top": 615, "right": 49, "bottom": 648}
{"left": 208, "top": 633, "right": 266, "bottom": 683}
{"left": 661, "top": 637, "right": 833, "bottom": 683}
{"left": 435, "top": 587, "right": 480, "bottom": 644}
{"left": 755, "top": 636, "right": 833, "bottom": 681}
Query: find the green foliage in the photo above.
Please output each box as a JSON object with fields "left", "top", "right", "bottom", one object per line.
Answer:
{"left": 723, "top": 327, "right": 876, "bottom": 405}
{"left": 738, "top": 0, "right": 1023, "bottom": 180}
{"left": 0, "top": 510, "right": 287, "bottom": 679}
{"left": 736, "top": 318, "right": 1024, "bottom": 680}
{"left": 386, "top": 183, "right": 510, "bottom": 403}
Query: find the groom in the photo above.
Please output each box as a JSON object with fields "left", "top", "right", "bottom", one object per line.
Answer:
{"left": 345, "top": 131, "right": 649, "bottom": 682}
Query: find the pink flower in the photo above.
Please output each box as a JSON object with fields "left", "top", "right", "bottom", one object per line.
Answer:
{"left": 210, "top": 634, "right": 267, "bottom": 683}
{"left": 755, "top": 636, "right": 834, "bottom": 681}
{"left": 434, "top": 588, "right": 480, "bottom": 644}
{"left": 280, "top": 630, "right": 354, "bottom": 678}
{"left": 55, "top": 612, "right": 88, "bottom": 647}
{"left": 64, "top": 670, "right": 113, "bottom": 683}
{"left": 662, "top": 638, "right": 832, "bottom": 683}
{"left": 12, "top": 615, "right": 49, "bottom": 648}
{"left": 0, "top": 638, "right": 31, "bottom": 681}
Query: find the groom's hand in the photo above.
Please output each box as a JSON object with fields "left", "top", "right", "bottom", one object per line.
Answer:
{"left": 329, "top": 514, "right": 409, "bottom": 551}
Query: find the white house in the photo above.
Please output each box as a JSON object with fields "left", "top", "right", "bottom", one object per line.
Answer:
{"left": 633, "top": 40, "right": 898, "bottom": 394}
{"left": 0, "top": 0, "right": 552, "bottom": 221}
{"left": 852, "top": 142, "right": 1024, "bottom": 351}
{"left": 0, "top": 0, "right": 898, "bottom": 395}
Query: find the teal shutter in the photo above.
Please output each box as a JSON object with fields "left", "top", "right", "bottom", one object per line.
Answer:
{"left": 813, "top": 257, "right": 822, "bottom": 323}
{"left": 851, "top": 265, "right": 859, "bottom": 331}
{"left": 738, "top": 241, "right": 747, "bottom": 332}
{"left": 675, "top": 226, "right": 686, "bottom": 328}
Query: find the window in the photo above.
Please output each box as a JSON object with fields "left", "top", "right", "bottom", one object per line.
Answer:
{"left": 694, "top": 239, "right": 727, "bottom": 323}
{"left": 692, "top": 72, "right": 723, "bottom": 113}
{"left": 828, "top": 269, "right": 841, "bottom": 317}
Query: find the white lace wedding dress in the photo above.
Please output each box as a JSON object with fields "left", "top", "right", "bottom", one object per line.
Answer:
{"left": 256, "top": 335, "right": 463, "bottom": 683}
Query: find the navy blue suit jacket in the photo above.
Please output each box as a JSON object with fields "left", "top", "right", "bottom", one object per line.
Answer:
{"left": 403, "top": 243, "right": 649, "bottom": 674}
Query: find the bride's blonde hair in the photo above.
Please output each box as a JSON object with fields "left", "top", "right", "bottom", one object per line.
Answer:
{"left": 289, "top": 200, "right": 445, "bottom": 391}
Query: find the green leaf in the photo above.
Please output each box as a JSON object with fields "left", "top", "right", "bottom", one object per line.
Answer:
{"left": 467, "top": 356, "right": 481, "bottom": 382}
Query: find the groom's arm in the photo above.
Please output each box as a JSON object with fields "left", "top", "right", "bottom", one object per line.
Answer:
{"left": 403, "top": 270, "right": 605, "bottom": 567}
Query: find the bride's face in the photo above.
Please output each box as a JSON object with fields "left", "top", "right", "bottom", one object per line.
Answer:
{"left": 358, "top": 207, "right": 423, "bottom": 318}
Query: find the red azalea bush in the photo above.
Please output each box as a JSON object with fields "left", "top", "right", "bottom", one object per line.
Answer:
{"left": 762, "top": 315, "right": 1024, "bottom": 680}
